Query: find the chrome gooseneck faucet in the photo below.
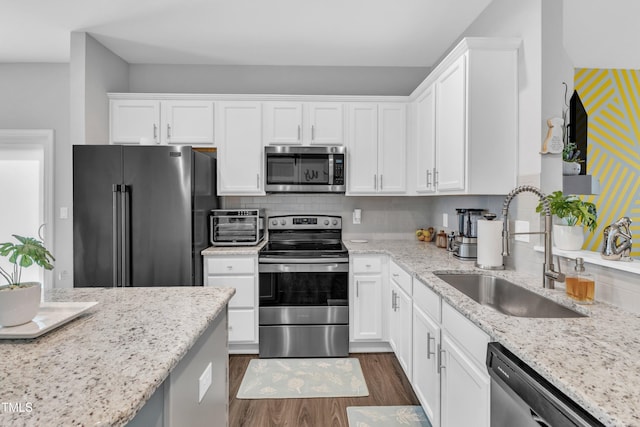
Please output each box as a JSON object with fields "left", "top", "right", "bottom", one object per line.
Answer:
{"left": 502, "top": 185, "right": 565, "bottom": 289}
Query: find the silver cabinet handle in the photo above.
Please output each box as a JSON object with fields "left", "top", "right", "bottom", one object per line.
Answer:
{"left": 167, "top": 124, "right": 172, "bottom": 139}
{"left": 437, "top": 345, "right": 445, "bottom": 374}
{"left": 257, "top": 174, "right": 260, "bottom": 189}
{"left": 380, "top": 175, "right": 383, "bottom": 190}
{"left": 311, "top": 125, "right": 315, "bottom": 141}
{"left": 426, "top": 169, "right": 431, "bottom": 187}
{"left": 392, "top": 273, "right": 399, "bottom": 277}
{"left": 373, "top": 174, "right": 377, "bottom": 190}
{"left": 226, "top": 265, "right": 233, "bottom": 270}
{"left": 427, "top": 332, "right": 435, "bottom": 359}
{"left": 391, "top": 290, "right": 396, "bottom": 310}
{"left": 153, "top": 124, "right": 158, "bottom": 141}
{"left": 297, "top": 125, "right": 301, "bottom": 141}
{"left": 434, "top": 168, "right": 439, "bottom": 187}
{"left": 395, "top": 292, "right": 400, "bottom": 311}
{"left": 356, "top": 280, "right": 359, "bottom": 298}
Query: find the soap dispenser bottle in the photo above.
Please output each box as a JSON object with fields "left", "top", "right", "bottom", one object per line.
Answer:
{"left": 565, "top": 257, "right": 595, "bottom": 304}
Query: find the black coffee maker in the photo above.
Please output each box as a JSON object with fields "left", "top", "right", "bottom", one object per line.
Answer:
{"left": 449, "top": 208, "right": 486, "bottom": 259}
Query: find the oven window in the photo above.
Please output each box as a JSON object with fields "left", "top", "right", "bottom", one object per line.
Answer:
{"left": 266, "top": 156, "right": 296, "bottom": 184}
{"left": 260, "top": 271, "right": 348, "bottom": 306}
{"left": 298, "top": 155, "right": 330, "bottom": 184}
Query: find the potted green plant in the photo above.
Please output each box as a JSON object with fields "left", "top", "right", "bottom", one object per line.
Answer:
{"left": 0, "top": 235, "right": 55, "bottom": 327}
{"left": 562, "top": 141, "right": 582, "bottom": 175}
{"left": 536, "top": 191, "right": 597, "bottom": 250}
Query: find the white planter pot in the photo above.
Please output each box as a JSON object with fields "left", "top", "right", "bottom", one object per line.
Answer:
{"left": 553, "top": 225, "right": 585, "bottom": 251}
{"left": 562, "top": 161, "right": 581, "bottom": 176}
{"left": 0, "top": 282, "right": 41, "bottom": 327}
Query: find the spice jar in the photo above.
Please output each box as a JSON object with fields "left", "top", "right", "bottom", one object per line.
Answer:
{"left": 436, "top": 230, "right": 448, "bottom": 248}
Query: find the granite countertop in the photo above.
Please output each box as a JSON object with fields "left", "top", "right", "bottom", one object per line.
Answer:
{"left": 0, "top": 286, "right": 235, "bottom": 427}
{"left": 345, "top": 239, "right": 640, "bottom": 427}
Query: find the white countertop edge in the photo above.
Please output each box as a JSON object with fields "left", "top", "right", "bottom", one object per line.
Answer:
{"left": 533, "top": 246, "right": 640, "bottom": 275}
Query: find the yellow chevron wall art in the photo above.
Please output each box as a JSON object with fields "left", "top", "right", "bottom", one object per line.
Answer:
{"left": 574, "top": 68, "right": 639, "bottom": 258}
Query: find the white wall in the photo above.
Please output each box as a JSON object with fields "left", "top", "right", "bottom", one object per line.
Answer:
{"left": 0, "top": 64, "right": 70, "bottom": 286}
{"left": 129, "top": 64, "right": 429, "bottom": 96}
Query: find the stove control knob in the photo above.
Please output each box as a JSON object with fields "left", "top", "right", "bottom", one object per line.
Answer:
{"left": 271, "top": 219, "right": 278, "bottom": 226}
{"left": 280, "top": 219, "right": 286, "bottom": 226}
{"left": 324, "top": 219, "right": 330, "bottom": 225}
{"left": 332, "top": 219, "right": 338, "bottom": 226}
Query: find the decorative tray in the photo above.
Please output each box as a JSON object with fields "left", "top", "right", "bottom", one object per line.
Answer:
{"left": 0, "top": 301, "right": 98, "bottom": 339}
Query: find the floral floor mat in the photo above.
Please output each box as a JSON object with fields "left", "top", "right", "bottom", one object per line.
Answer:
{"left": 347, "top": 406, "right": 432, "bottom": 427}
{"left": 236, "top": 358, "right": 369, "bottom": 399}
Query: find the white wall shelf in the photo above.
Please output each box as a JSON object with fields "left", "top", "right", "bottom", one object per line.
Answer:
{"left": 533, "top": 246, "right": 639, "bottom": 275}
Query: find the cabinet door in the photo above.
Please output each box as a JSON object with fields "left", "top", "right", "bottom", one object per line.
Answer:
{"left": 308, "top": 103, "right": 344, "bottom": 145}
{"left": 440, "top": 333, "right": 490, "bottom": 427}
{"left": 413, "top": 305, "right": 441, "bottom": 427}
{"left": 377, "top": 103, "right": 407, "bottom": 194}
{"left": 228, "top": 309, "right": 257, "bottom": 342}
{"left": 415, "top": 87, "right": 436, "bottom": 193}
{"left": 435, "top": 55, "right": 466, "bottom": 192}
{"left": 110, "top": 100, "right": 160, "bottom": 144}
{"left": 390, "top": 281, "right": 412, "bottom": 379}
{"left": 346, "top": 103, "right": 378, "bottom": 194}
{"left": 161, "top": 100, "right": 214, "bottom": 145}
{"left": 216, "top": 102, "right": 264, "bottom": 195}
{"left": 352, "top": 274, "right": 383, "bottom": 341}
{"left": 265, "top": 102, "right": 303, "bottom": 144}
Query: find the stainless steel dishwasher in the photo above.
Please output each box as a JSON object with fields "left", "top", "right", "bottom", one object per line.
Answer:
{"left": 486, "top": 342, "right": 605, "bottom": 427}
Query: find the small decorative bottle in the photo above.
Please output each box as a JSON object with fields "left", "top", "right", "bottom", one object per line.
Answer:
{"left": 565, "top": 257, "right": 595, "bottom": 304}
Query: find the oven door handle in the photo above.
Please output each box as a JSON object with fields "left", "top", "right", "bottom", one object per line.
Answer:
{"left": 259, "top": 257, "right": 349, "bottom": 264}
{"left": 259, "top": 263, "right": 349, "bottom": 273}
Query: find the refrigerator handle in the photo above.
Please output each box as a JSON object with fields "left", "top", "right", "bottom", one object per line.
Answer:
{"left": 121, "top": 185, "right": 131, "bottom": 287}
{"left": 112, "top": 185, "right": 121, "bottom": 287}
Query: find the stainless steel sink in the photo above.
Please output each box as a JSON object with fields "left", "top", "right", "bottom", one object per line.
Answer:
{"left": 434, "top": 273, "right": 586, "bottom": 318}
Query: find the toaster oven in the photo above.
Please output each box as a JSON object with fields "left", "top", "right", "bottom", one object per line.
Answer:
{"left": 210, "top": 209, "right": 265, "bottom": 246}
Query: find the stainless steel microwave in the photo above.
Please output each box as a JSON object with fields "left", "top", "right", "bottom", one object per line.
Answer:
{"left": 264, "top": 146, "right": 346, "bottom": 193}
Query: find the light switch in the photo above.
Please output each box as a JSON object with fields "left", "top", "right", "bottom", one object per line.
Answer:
{"left": 353, "top": 209, "right": 361, "bottom": 224}
{"left": 60, "top": 207, "right": 68, "bottom": 219}
{"left": 198, "top": 362, "right": 212, "bottom": 403}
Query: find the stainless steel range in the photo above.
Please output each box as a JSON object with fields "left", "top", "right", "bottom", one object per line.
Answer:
{"left": 258, "top": 214, "right": 349, "bottom": 358}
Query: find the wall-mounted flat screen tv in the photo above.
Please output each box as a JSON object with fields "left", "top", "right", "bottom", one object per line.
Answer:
{"left": 569, "top": 90, "right": 588, "bottom": 175}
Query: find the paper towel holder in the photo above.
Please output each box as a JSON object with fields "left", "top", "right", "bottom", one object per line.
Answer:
{"left": 475, "top": 214, "right": 505, "bottom": 270}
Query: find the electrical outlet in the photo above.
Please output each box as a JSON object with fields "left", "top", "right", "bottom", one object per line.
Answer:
{"left": 198, "top": 362, "right": 212, "bottom": 403}
{"left": 442, "top": 213, "right": 448, "bottom": 228}
{"left": 514, "top": 220, "right": 530, "bottom": 242}
{"left": 60, "top": 207, "right": 68, "bottom": 219}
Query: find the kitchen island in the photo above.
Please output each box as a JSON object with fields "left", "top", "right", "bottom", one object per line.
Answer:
{"left": 346, "top": 239, "right": 640, "bottom": 427}
{"left": 0, "top": 286, "right": 234, "bottom": 427}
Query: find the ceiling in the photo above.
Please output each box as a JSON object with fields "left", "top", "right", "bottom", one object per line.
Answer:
{"left": 0, "top": 0, "right": 494, "bottom": 66}
{"left": 2, "top": 0, "right": 637, "bottom": 69}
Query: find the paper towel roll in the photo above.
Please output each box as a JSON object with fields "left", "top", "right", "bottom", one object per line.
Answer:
{"left": 477, "top": 219, "right": 504, "bottom": 269}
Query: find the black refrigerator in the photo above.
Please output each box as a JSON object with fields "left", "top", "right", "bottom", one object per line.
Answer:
{"left": 73, "top": 145, "right": 218, "bottom": 287}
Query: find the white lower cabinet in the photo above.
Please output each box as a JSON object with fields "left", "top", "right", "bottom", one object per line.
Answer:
{"left": 410, "top": 278, "right": 490, "bottom": 427}
{"left": 389, "top": 261, "right": 413, "bottom": 379}
{"left": 350, "top": 255, "right": 385, "bottom": 342}
{"left": 440, "top": 301, "right": 490, "bottom": 427}
{"left": 204, "top": 255, "right": 258, "bottom": 346}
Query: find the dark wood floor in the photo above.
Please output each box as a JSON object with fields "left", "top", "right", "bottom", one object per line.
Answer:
{"left": 229, "top": 353, "right": 420, "bottom": 427}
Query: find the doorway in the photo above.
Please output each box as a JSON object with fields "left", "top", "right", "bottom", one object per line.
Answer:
{"left": 0, "top": 130, "right": 54, "bottom": 289}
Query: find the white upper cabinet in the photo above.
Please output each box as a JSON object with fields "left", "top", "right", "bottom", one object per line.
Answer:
{"left": 415, "top": 86, "right": 436, "bottom": 194}
{"left": 264, "top": 102, "right": 344, "bottom": 145}
{"left": 216, "top": 101, "right": 264, "bottom": 195}
{"left": 110, "top": 100, "right": 160, "bottom": 145}
{"left": 410, "top": 37, "right": 519, "bottom": 195}
{"left": 110, "top": 99, "right": 214, "bottom": 146}
{"left": 161, "top": 100, "right": 215, "bottom": 145}
{"left": 434, "top": 55, "right": 466, "bottom": 192}
{"left": 347, "top": 103, "right": 407, "bottom": 195}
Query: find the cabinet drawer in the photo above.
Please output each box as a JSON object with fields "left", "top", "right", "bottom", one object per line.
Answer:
{"left": 442, "top": 302, "right": 489, "bottom": 368}
{"left": 206, "top": 256, "right": 255, "bottom": 274}
{"left": 206, "top": 276, "right": 255, "bottom": 308}
{"left": 352, "top": 256, "right": 383, "bottom": 273}
{"left": 228, "top": 309, "right": 256, "bottom": 342}
{"left": 413, "top": 278, "right": 441, "bottom": 322}
{"left": 390, "top": 261, "right": 412, "bottom": 295}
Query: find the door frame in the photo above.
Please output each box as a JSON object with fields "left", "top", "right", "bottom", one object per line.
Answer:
{"left": 0, "top": 129, "right": 55, "bottom": 289}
